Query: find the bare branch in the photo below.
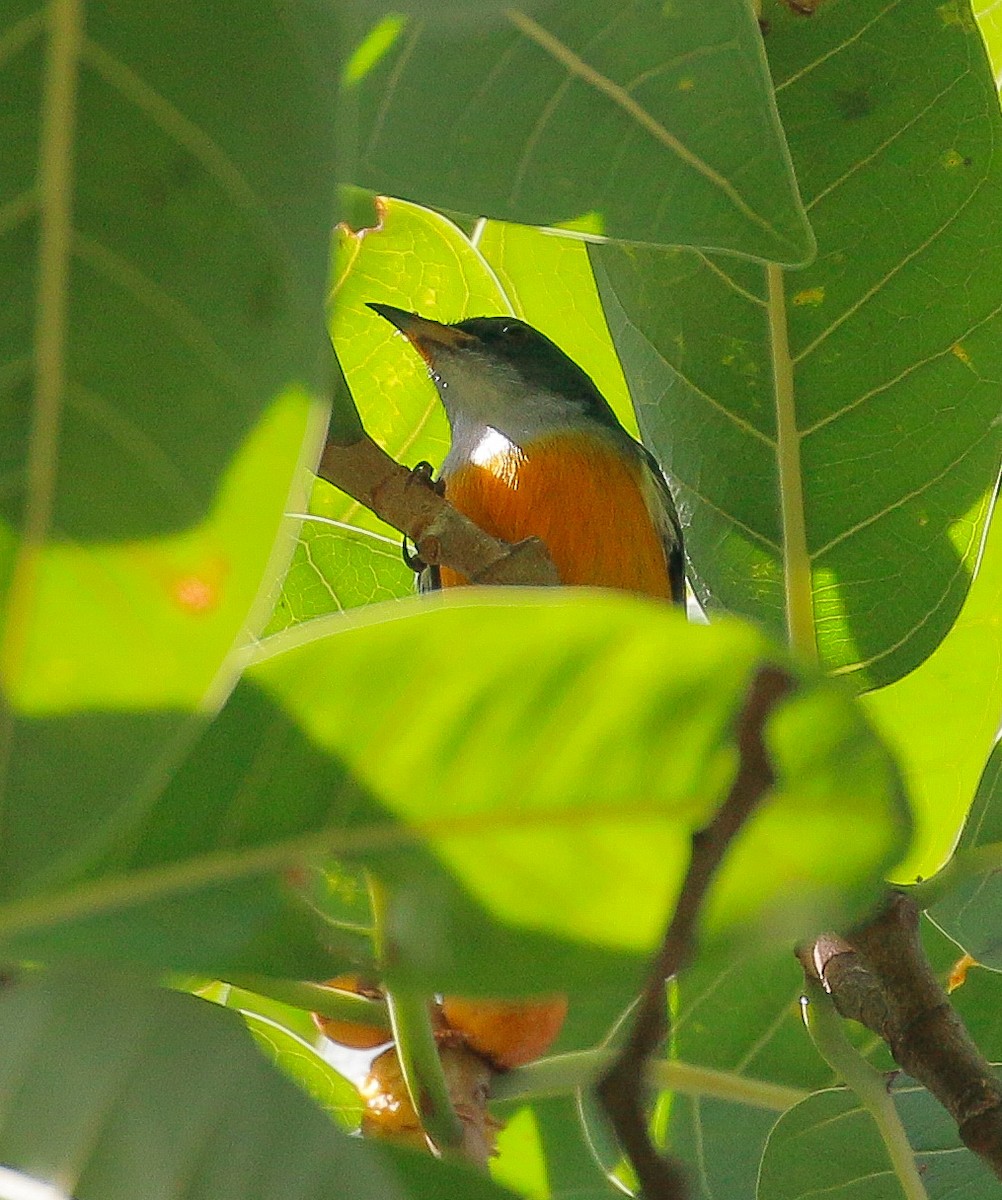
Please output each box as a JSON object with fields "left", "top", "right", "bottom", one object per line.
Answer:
{"left": 597, "top": 665, "right": 794, "bottom": 1200}
{"left": 318, "top": 434, "right": 559, "bottom": 586}
{"left": 803, "top": 892, "right": 1002, "bottom": 1179}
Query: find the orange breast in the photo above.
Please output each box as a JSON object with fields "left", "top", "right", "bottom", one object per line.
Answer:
{"left": 439, "top": 431, "right": 671, "bottom": 599}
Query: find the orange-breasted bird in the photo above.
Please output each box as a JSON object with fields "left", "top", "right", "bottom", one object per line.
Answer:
{"left": 368, "top": 304, "right": 685, "bottom": 606}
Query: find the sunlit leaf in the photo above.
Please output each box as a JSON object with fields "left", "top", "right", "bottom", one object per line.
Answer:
{"left": 927, "top": 737, "right": 1002, "bottom": 969}
{"left": 247, "top": 592, "right": 907, "bottom": 989}
{"left": 867, "top": 507, "right": 1002, "bottom": 881}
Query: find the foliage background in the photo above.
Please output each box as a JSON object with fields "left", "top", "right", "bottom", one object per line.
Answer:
{"left": 1, "top": 1, "right": 1001, "bottom": 1198}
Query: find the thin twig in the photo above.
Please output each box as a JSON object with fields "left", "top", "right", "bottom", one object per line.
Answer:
{"left": 597, "top": 665, "right": 794, "bottom": 1200}
{"left": 367, "top": 876, "right": 466, "bottom": 1155}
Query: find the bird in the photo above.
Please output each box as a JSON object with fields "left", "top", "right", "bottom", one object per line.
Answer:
{"left": 367, "top": 303, "right": 685, "bottom": 606}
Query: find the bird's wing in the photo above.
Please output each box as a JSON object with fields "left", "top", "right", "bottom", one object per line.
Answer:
{"left": 638, "top": 445, "right": 686, "bottom": 610}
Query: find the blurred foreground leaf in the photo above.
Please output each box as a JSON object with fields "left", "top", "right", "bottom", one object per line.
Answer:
{"left": 0, "top": 970, "right": 515, "bottom": 1200}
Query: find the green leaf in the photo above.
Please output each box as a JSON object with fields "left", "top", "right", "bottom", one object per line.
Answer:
{"left": 242, "top": 1011, "right": 363, "bottom": 1130}
{"left": 0, "top": 0, "right": 338, "bottom": 880}
{"left": 591, "top": 0, "right": 1002, "bottom": 688}
{"left": 654, "top": 935, "right": 909, "bottom": 1198}
{"left": 659, "top": 944, "right": 825, "bottom": 1198}
{"left": 0, "top": 969, "right": 518, "bottom": 1200}
{"left": 248, "top": 592, "right": 907, "bottom": 987}
{"left": 345, "top": 1, "right": 812, "bottom": 262}
{"left": 0, "top": 681, "right": 376, "bottom": 978}
{"left": 491, "top": 1097, "right": 622, "bottom": 1200}
{"left": 262, "top": 517, "right": 411, "bottom": 635}
{"left": 759, "top": 1078, "right": 996, "bottom": 1198}
{"left": 974, "top": 0, "right": 1002, "bottom": 74}
{"left": 865, "top": 506, "right": 1002, "bottom": 881}
{"left": 927, "top": 737, "right": 1002, "bottom": 969}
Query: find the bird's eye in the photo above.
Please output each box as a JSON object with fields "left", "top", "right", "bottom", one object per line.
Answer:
{"left": 502, "top": 323, "right": 528, "bottom": 340}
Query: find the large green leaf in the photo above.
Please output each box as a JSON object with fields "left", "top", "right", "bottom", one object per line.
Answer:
{"left": 0, "top": 970, "right": 517, "bottom": 1200}
{"left": 0, "top": 594, "right": 908, "bottom": 998}
{"left": 344, "top": 1, "right": 812, "bottom": 262}
{"left": 0, "top": 1, "right": 338, "bottom": 881}
{"left": 591, "top": 0, "right": 1002, "bottom": 689}
{"left": 249, "top": 593, "right": 907, "bottom": 987}
{"left": 866, "top": 505, "right": 1002, "bottom": 881}
{"left": 759, "top": 1078, "right": 996, "bottom": 1198}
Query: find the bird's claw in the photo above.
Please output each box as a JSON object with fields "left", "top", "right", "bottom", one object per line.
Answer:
{"left": 409, "top": 460, "right": 445, "bottom": 496}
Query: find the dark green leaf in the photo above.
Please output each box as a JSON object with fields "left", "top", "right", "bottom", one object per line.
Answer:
{"left": 660, "top": 945, "right": 823, "bottom": 1198}
{"left": 591, "top": 0, "right": 1002, "bottom": 689}
{"left": 345, "top": 1, "right": 812, "bottom": 261}
{"left": 0, "top": 683, "right": 375, "bottom": 978}
{"left": 759, "top": 1077, "right": 996, "bottom": 1198}
{"left": 0, "top": 0, "right": 340, "bottom": 890}
{"left": 0, "top": 969, "right": 517, "bottom": 1200}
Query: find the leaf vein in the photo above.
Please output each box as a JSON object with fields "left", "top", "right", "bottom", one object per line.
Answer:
{"left": 773, "top": 0, "right": 904, "bottom": 94}
{"left": 73, "top": 231, "right": 248, "bottom": 393}
{"left": 505, "top": 7, "right": 790, "bottom": 250}
{"left": 792, "top": 176, "right": 987, "bottom": 365}
{"left": 810, "top": 430, "right": 992, "bottom": 560}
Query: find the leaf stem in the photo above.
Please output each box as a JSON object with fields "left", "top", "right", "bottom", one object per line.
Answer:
{"left": 492, "top": 1047, "right": 807, "bottom": 1112}
{"left": 801, "top": 978, "right": 927, "bottom": 1200}
{"left": 767, "top": 263, "right": 816, "bottom": 660}
{"left": 368, "top": 877, "right": 465, "bottom": 1153}
{"left": 222, "top": 974, "right": 391, "bottom": 1030}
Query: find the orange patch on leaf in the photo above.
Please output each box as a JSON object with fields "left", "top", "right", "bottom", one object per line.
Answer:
{"left": 172, "top": 574, "right": 218, "bottom": 613}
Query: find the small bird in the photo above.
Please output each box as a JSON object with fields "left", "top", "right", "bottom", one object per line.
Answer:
{"left": 368, "top": 304, "right": 685, "bottom": 606}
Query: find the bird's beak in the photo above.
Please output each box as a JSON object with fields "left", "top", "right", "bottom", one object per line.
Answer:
{"left": 367, "top": 302, "right": 476, "bottom": 366}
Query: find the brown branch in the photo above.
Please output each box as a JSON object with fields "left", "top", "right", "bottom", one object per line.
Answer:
{"left": 318, "top": 434, "right": 559, "bottom": 586}
{"left": 802, "top": 892, "right": 1002, "bottom": 1179}
{"left": 597, "top": 665, "right": 794, "bottom": 1200}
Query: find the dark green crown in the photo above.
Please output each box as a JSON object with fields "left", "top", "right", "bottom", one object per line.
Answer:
{"left": 456, "top": 317, "right": 623, "bottom": 433}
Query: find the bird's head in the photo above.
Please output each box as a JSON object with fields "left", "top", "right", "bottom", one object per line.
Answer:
{"left": 367, "top": 303, "right": 621, "bottom": 441}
